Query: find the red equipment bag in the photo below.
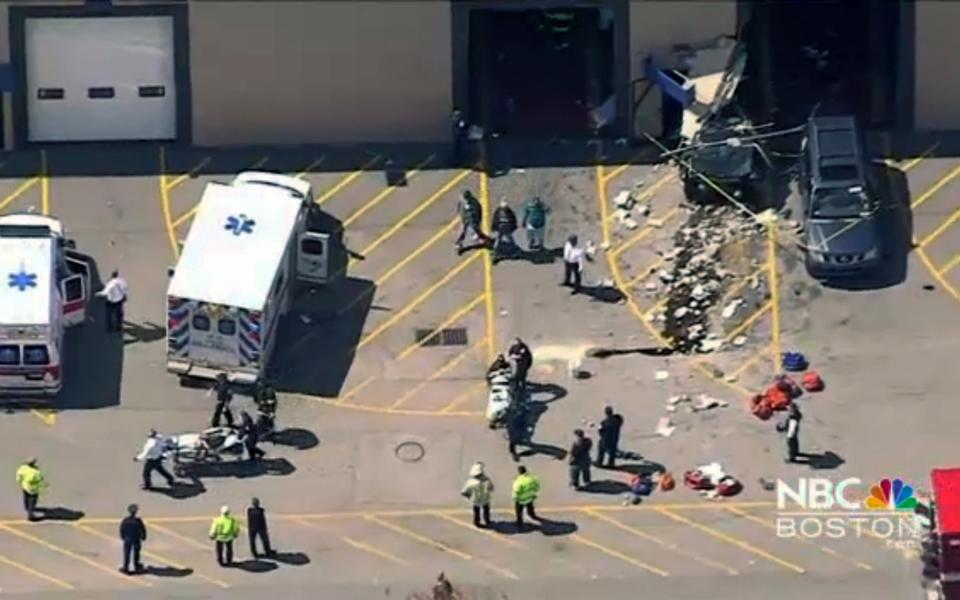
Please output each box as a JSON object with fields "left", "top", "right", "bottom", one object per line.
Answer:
{"left": 802, "top": 371, "right": 824, "bottom": 392}
{"left": 716, "top": 477, "right": 742, "bottom": 497}
{"left": 684, "top": 470, "right": 711, "bottom": 490}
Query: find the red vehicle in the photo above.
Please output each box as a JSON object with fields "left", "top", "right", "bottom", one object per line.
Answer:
{"left": 924, "top": 469, "right": 960, "bottom": 599}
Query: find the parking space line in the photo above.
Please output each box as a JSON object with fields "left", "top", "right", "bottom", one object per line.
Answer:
{"left": 724, "top": 507, "right": 872, "bottom": 571}
{"left": 480, "top": 171, "right": 496, "bottom": 362}
{"left": 642, "top": 296, "right": 669, "bottom": 320}
{"left": 0, "top": 177, "right": 39, "bottom": 212}
{"left": 40, "top": 150, "right": 49, "bottom": 216}
{"left": 766, "top": 223, "right": 782, "bottom": 371}
{"left": 716, "top": 265, "right": 766, "bottom": 309}
{"left": 350, "top": 169, "right": 473, "bottom": 267}
{"left": 625, "top": 256, "right": 666, "bottom": 289}
{"left": 364, "top": 515, "right": 472, "bottom": 560}
{"left": 315, "top": 154, "right": 383, "bottom": 205}
{"left": 939, "top": 253, "right": 960, "bottom": 276}
{"left": 724, "top": 301, "right": 772, "bottom": 344}
{"left": 336, "top": 375, "right": 377, "bottom": 406}
{"left": 0, "top": 549, "right": 73, "bottom": 590}
{"left": 396, "top": 294, "right": 485, "bottom": 360}
{"left": 0, "top": 524, "right": 151, "bottom": 587}
{"left": 293, "top": 156, "right": 326, "bottom": 180}
{"left": 913, "top": 163, "right": 960, "bottom": 209}
{"left": 75, "top": 523, "right": 230, "bottom": 588}
{"left": 919, "top": 204, "right": 960, "bottom": 248}
{"left": 918, "top": 247, "right": 960, "bottom": 304}
{"left": 165, "top": 156, "right": 211, "bottom": 191}
{"left": 343, "top": 155, "right": 434, "bottom": 227}
{"left": 159, "top": 147, "right": 182, "bottom": 258}
{"left": 148, "top": 522, "right": 210, "bottom": 551}
{"left": 341, "top": 535, "right": 412, "bottom": 566}
{"left": 434, "top": 514, "right": 526, "bottom": 549}
{"left": 390, "top": 339, "right": 486, "bottom": 409}
{"left": 656, "top": 508, "right": 806, "bottom": 574}
{"left": 171, "top": 204, "right": 200, "bottom": 229}
{"left": 612, "top": 208, "right": 680, "bottom": 258}
{"left": 356, "top": 253, "right": 482, "bottom": 351}
{"left": 586, "top": 510, "right": 738, "bottom": 575}
{"left": 727, "top": 345, "right": 771, "bottom": 380}
{"left": 899, "top": 143, "right": 939, "bottom": 172}
{"left": 439, "top": 381, "right": 486, "bottom": 413}
{"left": 570, "top": 533, "right": 670, "bottom": 576}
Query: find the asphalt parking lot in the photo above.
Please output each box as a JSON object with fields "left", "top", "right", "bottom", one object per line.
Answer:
{"left": 0, "top": 141, "right": 956, "bottom": 598}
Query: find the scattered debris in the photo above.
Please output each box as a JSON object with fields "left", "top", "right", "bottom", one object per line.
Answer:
{"left": 692, "top": 394, "right": 729, "bottom": 411}
{"left": 656, "top": 416, "right": 676, "bottom": 437}
{"left": 684, "top": 462, "right": 742, "bottom": 497}
{"left": 732, "top": 335, "right": 748, "bottom": 347}
{"left": 721, "top": 298, "right": 744, "bottom": 319}
{"left": 655, "top": 370, "right": 670, "bottom": 381}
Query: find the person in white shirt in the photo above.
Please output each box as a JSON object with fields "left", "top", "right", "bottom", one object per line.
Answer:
{"left": 562, "top": 235, "right": 585, "bottom": 294}
{"left": 134, "top": 430, "right": 175, "bottom": 490}
{"left": 96, "top": 270, "right": 128, "bottom": 333}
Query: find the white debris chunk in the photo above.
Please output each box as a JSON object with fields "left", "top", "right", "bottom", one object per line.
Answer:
{"left": 655, "top": 370, "right": 670, "bottom": 381}
{"left": 722, "top": 298, "right": 744, "bottom": 319}
{"left": 656, "top": 416, "right": 676, "bottom": 437}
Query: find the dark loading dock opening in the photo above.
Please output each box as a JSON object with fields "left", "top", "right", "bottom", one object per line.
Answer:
{"left": 468, "top": 8, "right": 614, "bottom": 138}
{"left": 742, "top": 0, "right": 900, "bottom": 129}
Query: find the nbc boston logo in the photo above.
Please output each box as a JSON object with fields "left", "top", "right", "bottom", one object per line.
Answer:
{"left": 775, "top": 477, "right": 923, "bottom": 543}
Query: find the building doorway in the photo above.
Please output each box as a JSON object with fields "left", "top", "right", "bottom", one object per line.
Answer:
{"left": 468, "top": 7, "right": 615, "bottom": 138}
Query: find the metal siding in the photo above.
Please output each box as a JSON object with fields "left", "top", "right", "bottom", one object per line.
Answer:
{"left": 914, "top": 1, "right": 960, "bottom": 130}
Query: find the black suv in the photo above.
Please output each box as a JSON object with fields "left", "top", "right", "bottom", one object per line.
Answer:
{"left": 679, "top": 117, "right": 767, "bottom": 206}
{"left": 799, "top": 116, "right": 882, "bottom": 278}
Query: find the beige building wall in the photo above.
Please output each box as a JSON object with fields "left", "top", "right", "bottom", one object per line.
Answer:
{"left": 914, "top": 2, "right": 960, "bottom": 130}
{"left": 628, "top": 0, "right": 737, "bottom": 137}
{"left": 188, "top": 1, "right": 453, "bottom": 146}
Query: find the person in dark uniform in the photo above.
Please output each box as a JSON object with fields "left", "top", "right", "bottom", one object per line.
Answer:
{"left": 508, "top": 338, "right": 533, "bottom": 391}
{"left": 246, "top": 497, "right": 274, "bottom": 558}
{"left": 568, "top": 429, "right": 593, "bottom": 489}
{"left": 240, "top": 411, "right": 265, "bottom": 461}
{"left": 596, "top": 405, "right": 624, "bottom": 468}
{"left": 211, "top": 374, "right": 235, "bottom": 428}
{"left": 506, "top": 405, "right": 528, "bottom": 462}
{"left": 781, "top": 403, "right": 803, "bottom": 463}
{"left": 254, "top": 381, "right": 278, "bottom": 441}
{"left": 118, "top": 504, "right": 147, "bottom": 575}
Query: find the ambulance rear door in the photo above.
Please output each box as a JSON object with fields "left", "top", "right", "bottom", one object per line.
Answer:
{"left": 61, "top": 253, "right": 89, "bottom": 327}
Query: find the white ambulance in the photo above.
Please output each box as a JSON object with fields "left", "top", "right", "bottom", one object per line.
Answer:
{"left": 165, "top": 172, "right": 337, "bottom": 386}
{"left": 0, "top": 214, "right": 89, "bottom": 397}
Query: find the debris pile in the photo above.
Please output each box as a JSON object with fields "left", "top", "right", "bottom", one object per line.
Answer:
{"left": 612, "top": 180, "right": 654, "bottom": 231}
{"left": 651, "top": 205, "right": 764, "bottom": 353}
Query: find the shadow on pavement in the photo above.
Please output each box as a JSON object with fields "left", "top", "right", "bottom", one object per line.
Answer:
{"left": 143, "top": 565, "right": 192, "bottom": 578}
{"left": 270, "top": 551, "right": 310, "bottom": 566}
{"left": 536, "top": 517, "right": 578, "bottom": 537}
{"left": 151, "top": 479, "right": 206, "bottom": 500}
{"left": 180, "top": 457, "right": 296, "bottom": 480}
{"left": 798, "top": 450, "right": 845, "bottom": 470}
{"left": 580, "top": 480, "right": 630, "bottom": 495}
{"left": 122, "top": 321, "right": 165, "bottom": 346}
{"left": 270, "top": 427, "right": 319, "bottom": 450}
{"left": 230, "top": 559, "right": 278, "bottom": 573}
{"left": 35, "top": 507, "right": 84, "bottom": 521}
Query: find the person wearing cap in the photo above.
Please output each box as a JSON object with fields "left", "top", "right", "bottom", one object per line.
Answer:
{"left": 247, "top": 497, "right": 274, "bottom": 558}
{"left": 455, "top": 190, "right": 488, "bottom": 253}
{"left": 134, "top": 430, "right": 176, "bottom": 490}
{"left": 209, "top": 505, "right": 240, "bottom": 567}
{"left": 511, "top": 465, "right": 541, "bottom": 528}
{"left": 15, "top": 458, "right": 46, "bottom": 521}
{"left": 461, "top": 462, "right": 495, "bottom": 528}
{"left": 491, "top": 198, "right": 519, "bottom": 263}
{"left": 118, "top": 504, "right": 147, "bottom": 574}
{"left": 568, "top": 429, "right": 593, "bottom": 489}
{"left": 507, "top": 338, "right": 533, "bottom": 391}
{"left": 211, "top": 374, "right": 235, "bottom": 428}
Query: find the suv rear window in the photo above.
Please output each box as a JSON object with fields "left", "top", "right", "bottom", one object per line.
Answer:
{"left": 23, "top": 345, "right": 50, "bottom": 366}
{"left": 820, "top": 165, "right": 859, "bottom": 181}
{"left": 0, "top": 345, "right": 19, "bottom": 366}
{"left": 301, "top": 239, "right": 324, "bottom": 255}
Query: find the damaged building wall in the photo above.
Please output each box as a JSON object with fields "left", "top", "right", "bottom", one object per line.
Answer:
{"left": 628, "top": 0, "right": 737, "bottom": 138}
{"left": 189, "top": 1, "right": 453, "bottom": 145}
{"left": 914, "top": 2, "right": 960, "bottom": 131}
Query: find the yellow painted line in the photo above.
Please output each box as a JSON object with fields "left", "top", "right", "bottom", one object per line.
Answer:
{"left": 159, "top": 147, "right": 181, "bottom": 259}
{"left": 311, "top": 395, "right": 483, "bottom": 417}
{"left": 0, "top": 523, "right": 151, "bottom": 587}
{"left": 40, "top": 150, "right": 49, "bottom": 216}
{"left": 918, "top": 246, "right": 960, "bottom": 304}
{"left": 939, "top": 253, "right": 960, "bottom": 276}
{"left": 625, "top": 256, "right": 666, "bottom": 288}
{"left": 693, "top": 360, "right": 755, "bottom": 398}
{"left": 641, "top": 295, "right": 669, "bottom": 320}
{"left": 656, "top": 508, "right": 805, "bottom": 574}
{"left": 611, "top": 207, "right": 681, "bottom": 258}
{"left": 29, "top": 409, "right": 56, "bottom": 426}
{"left": 148, "top": 522, "right": 210, "bottom": 552}
{"left": 396, "top": 294, "right": 485, "bottom": 360}
{"left": 586, "top": 510, "right": 738, "bottom": 575}
{"left": 4, "top": 502, "right": 778, "bottom": 526}
{"left": 0, "top": 177, "right": 39, "bottom": 212}
{"left": 435, "top": 514, "right": 526, "bottom": 548}
{"left": 912, "top": 162, "right": 960, "bottom": 209}
{"left": 766, "top": 223, "right": 781, "bottom": 373}
{"left": 315, "top": 154, "right": 383, "bottom": 205}
{"left": 75, "top": 523, "right": 230, "bottom": 588}
{"left": 165, "top": 156, "right": 211, "bottom": 191}
{"left": 570, "top": 533, "right": 669, "bottom": 576}
{"left": 350, "top": 169, "right": 473, "bottom": 267}
{"left": 390, "top": 339, "right": 486, "bottom": 409}
{"left": 920, "top": 204, "right": 960, "bottom": 248}
{"left": 364, "top": 515, "right": 472, "bottom": 560}
{"left": 728, "top": 345, "right": 770, "bottom": 380}
{"left": 716, "top": 265, "right": 766, "bottom": 309}
{"left": 248, "top": 156, "right": 270, "bottom": 170}
{"left": 480, "top": 170, "right": 496, "bottom": 363}
{"left": 724, "top": 507, "right": 872, "bottom": 571}
{"left": 439, "top": 380, "right": 486, "bottom": 413}
{"left": 602, "top": 162, "right": 632, "bottom": 183}
{"left": 170, "top": 204, "right": 199, "bottom": 229}
{"left": 293, "top": 156, "right": 326, "bottom": 180}
{"left": 336, "top": 218, "right": 460, "bottom": 317}
{"left": 0, "top": 549, "right": 73, "bottom": 589}
{"left": 356, "top": 253, "right": 482, "bottom": 351}
{"left": 341, "top": 536, "right": 412, "bottom": 566}
{"left": 343, "top": 155, "right": 434, "bottom": 227}
{"left": 723, "top": 301, "right": 772, "bottom": 344}
{"left": 336, "top": 375, "right": 377, "bottom": 406}
{"left": 899, "top": 143, "right": 939, "bottom": 172}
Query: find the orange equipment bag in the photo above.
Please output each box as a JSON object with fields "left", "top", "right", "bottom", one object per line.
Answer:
{"left": 660, "top": 472, "right": 676, "bottom": 491}
{"left": 802, "top": 371, "right": 824, "bottom": 392}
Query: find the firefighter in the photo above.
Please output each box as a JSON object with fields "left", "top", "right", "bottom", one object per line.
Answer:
{"left": 461, "top": 462, "right": 494, "bottom": 528}
{"left": 209, "top": 505, "right": 240, "bottom": 567}
{"left": 512, "top": 465, "right": 541, "bottom": 528}
{"left": 15, "top": 458, "right": 46, "bottom": 521}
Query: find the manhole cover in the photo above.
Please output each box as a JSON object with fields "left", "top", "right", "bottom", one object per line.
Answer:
{"left": 395, "top": 441, "right": 425, "bottom": 463}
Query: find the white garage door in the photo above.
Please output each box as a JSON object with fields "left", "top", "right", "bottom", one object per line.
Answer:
{"left": 25, "top": 16, "right": 177, "bottom": 142}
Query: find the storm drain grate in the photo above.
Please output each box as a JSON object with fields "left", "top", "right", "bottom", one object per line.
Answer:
{"left": 414, "top": 327, "right": 468, "bottom": 348}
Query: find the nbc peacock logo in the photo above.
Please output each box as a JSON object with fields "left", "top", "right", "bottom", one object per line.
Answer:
{"left": 863, "top": 478, "right": 919, "bottom": 511}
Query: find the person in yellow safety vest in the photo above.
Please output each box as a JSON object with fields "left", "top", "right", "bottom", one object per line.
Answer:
{"left": 209, "top": 505, "right": 240, "bottom": 567}
{"left": 461, "top": 462, "right": 495, "bottom": 528}
{"left": 511, "top": 465, "right": 540, "bottom": 529}
{"left": 15, "top": 458, "right": 46, "bottom": 521}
